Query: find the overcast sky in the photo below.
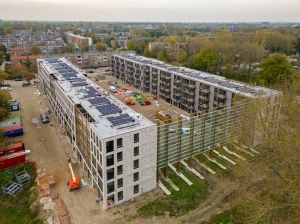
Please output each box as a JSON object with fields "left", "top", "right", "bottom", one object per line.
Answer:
{"left": 0, "top": 0, "right": 299, "bottom": 22}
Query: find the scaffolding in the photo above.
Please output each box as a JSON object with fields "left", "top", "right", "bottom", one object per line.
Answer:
{"left": 157, "top": 100, "right": 256, "bottom": 169}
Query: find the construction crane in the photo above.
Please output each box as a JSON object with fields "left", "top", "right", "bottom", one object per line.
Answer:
{"left": 67, "top": 157, "right": 80, "bottom": 191}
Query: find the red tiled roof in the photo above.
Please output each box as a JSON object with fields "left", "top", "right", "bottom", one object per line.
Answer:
{"left": 8, "top": 47, "right": 31, "bottom": 52}
{"left": 10, "top": 54, "right": 41, "bottom": 61}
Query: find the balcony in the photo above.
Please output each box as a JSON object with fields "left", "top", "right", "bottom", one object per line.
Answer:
{"left": 188, "top": 98, "right": 195, "bottom": 103}
{"left": 174, "top": 79, "right": 181, "bottom": 84}
{"left": 200, "top": 104, "right": 208, "bottom": 109}
{"left": 199, "top": 95, "right": 208, "bottom": 100}
{"left": 201, "top": 89, "right": 210, "bottom": 94}
{"left": 217, "top": 94, "right": 226, "bottom": 99}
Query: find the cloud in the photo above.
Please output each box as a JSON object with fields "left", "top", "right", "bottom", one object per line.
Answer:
{"left": 0, "top": 0, "right": 299, "bottom": 22}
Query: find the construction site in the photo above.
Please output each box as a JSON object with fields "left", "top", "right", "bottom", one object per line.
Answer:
{"left": 0, "top": 53, "right": 281, "bottom": 224}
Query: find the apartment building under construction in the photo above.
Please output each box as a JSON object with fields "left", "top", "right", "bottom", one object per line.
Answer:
{"left": 111, "top": 52, "right": 280, "bottom": 114}
{"left": 37, "top": 54, "right": 281, "bottom": 210}
{"left": 37, "top": 57, "right": 157, "bottom": 209}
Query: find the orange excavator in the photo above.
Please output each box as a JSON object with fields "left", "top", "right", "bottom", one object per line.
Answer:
{"left": 67, "top": 157, "right": 80, "bottom": 191}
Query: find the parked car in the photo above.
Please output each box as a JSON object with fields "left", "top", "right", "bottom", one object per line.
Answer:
{"left": 40, "top": 112, "right": 49, "bottom": 123}
{"left": 139, "top": 100, "right": 151, "bottom": 106}
{"left": 1, "top": 86, "right": 12, "bottom": 91}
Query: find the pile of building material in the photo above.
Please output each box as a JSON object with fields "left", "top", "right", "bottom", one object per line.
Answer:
{"left": 36, "top": 168, "right": 56, "bottom": 197}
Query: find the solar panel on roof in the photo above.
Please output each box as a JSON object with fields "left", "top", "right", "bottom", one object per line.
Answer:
{"left": 108, "top": 114, "right": 135, "bottom": 126}
{"left": 96, "top": 104, "right": 122, "bottom": 116}
{"left": 88, "top": 97, "right": 108, "bottom": 105}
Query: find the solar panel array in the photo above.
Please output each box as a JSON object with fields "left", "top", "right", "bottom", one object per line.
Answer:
{"left": 96, "top": 104, "right": 122, "bottom": 116}
{"left": 88, "top": 97, "right": 109, "bottom": 105}
{"left": 107, "top": 114, "right": 135, "bottom": 126}
{"left": 117, "top": 53, "right": 261, "bottom": 95}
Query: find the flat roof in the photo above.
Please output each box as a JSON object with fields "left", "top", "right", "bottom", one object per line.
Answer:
{"left": 38, "top": 57, "right": 155, "bottom": 139}
{"left": 113, "top": 52, "right": 280, "bottom": 98}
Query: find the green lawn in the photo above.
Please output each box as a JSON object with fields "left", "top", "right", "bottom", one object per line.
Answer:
{"left": 0, "top": 163, "right": 43, "bottom": 224}
{"left": 137, "top": 167, "right": 210, "bottom": 217}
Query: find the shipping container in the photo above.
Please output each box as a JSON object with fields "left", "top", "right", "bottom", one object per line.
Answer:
{"left": 0, "top": 152, "right": 26, "bottom": 170}
{"left": 3, "top": 124, "right": 24, "bottom": 137}
{"left": 0, "top": 142, "right": 25, "bottom": 157}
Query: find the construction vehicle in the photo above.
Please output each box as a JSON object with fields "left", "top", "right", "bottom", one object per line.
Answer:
{"left": 67, "top": 157, "right": 80, "bottom": 191}
{"left": 124, "top": 98, "right": 135, "bottom": 106}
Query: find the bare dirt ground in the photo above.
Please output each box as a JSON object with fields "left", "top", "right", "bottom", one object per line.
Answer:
{"left": 8, "top": 79, "right": 257, "bottom": 224}
{"left": 92, "top": 75, "right": 189, "bottom": 122}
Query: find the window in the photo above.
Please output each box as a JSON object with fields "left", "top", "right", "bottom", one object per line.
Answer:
{"left": 134, "top": 133, "right": 139, "bottom": 143}
{"left": 117, "top": 138, "right": 123, "bottom": 148}
{"left": 106, "top": 140, "right": 114, "bottom": 153}
{"left": 117, "top": 152, "right": 123, "bottom": 162}
{"left": 117, "top": 165, "right": 123, "bottom": 175}
{"left": 118, "top": 191, "right": 123, "bottom": 201}
{"left": 133, "top": 184, "right": 139, "bottom": 194}
{"left": 107, "top": 168, "right": 114, "bottom": 180}
{"left": 117, "top": 178, "right": 123, "bottom": 188}
{"left": 134, "top": 146, "right": 139, "bottom": 156}
{"left": 133, "top": 159, "right": 139, "bottom": 169}
{"left": 106, "top": 155, "right": 114, "bottom": 166}
{"left": 134, "top": 172, "right": 139, "bottom": 182}
{"left": 98, "top": 166, "right": 102, "bottom": 178}
{"left": 107, "top": 182, "right": 114, "bottom": 194}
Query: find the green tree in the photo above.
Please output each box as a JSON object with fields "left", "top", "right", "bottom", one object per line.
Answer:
{"left": 157, "top": 49, "right": 168, "bottom": 62}
{"left": 95, "top": 42, "right": 107, "bottom": 52}
{"left": 178, "top": 51, "right": 188, "bottom": 64}
{"left": 143, "top": 47, "right": 151, "bottom": 57}
{"left": 30, "top": 45, "right": 42, "bottom": 55}
{"left": 0, "top": 89, "right": 12, "bottom": 119}
{"left": 189, "top": 47, "right": 217, "bottom": 72}
{"left": 0, "top": 71, "right": 8, "bottom": 85}
{"left": 65, "top": 43, "right": 75, "bottom": 53}
{"left": 82, "top": 43, "right": 90, "bottom": 52}
{"left": 295, "top": 38, "right": 300, "bottom": 54}
{"left": 259, "top": 54, "right": 293, "bottom": 86}
{"left": 23, "top": 71, "right": 35, "bottom": 82}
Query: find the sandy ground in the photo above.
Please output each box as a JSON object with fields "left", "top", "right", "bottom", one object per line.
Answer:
{"left": 90, "top": 75, "right": 190, "bottom": 122}
{"left": 8, "top": 79, "right": 248, "bottom": 224}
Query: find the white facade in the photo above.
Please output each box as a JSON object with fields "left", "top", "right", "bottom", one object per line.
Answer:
{"left": 37, "top": 57, "right": 157, "bottom": 209}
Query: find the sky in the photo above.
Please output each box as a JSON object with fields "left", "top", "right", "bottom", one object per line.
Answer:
{"left": 0, "top": 0, "right": 299, "bottom": 22}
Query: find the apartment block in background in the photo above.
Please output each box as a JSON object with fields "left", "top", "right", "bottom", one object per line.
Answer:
{"left": 111, "top": 52, "right": 280, "bottom": 114}
{"left": 66, "top": 32, "right": 92, "bottom": 48}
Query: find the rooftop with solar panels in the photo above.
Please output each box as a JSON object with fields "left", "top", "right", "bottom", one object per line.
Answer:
{"left": 114, "top": 52, "right": 279, "bottom": 98}
{"left": 39, "top": 57, "right": 155, "bottom": 139}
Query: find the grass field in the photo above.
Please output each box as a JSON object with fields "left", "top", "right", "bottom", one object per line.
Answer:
{"left": 0, "top": 163, "right": 43, "bottom": 224}
{"left": 137, "top": 167, "right": 210, "bottom": 217}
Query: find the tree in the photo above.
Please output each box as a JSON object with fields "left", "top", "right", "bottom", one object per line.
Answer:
{"left": 188, "top": 47, "right": 217, "bottom": 72}
{"left": 65, "top": 43, "right": 75, "bottom": 53}
{"left": 143, "top": 47, "right": 151, "bottom": 57}
{"left": 0, "top": 44, "right": 7, "bottom": 53}
{"left": 31, "top": 45, "right": 42, "bottom": 55}
{"left": 0, "top": 71, "right": 8, "bottom": 85}
{"left": 157, "top": 49, "right": 168, "bottom": 62}
{"left": 295, "top": 38, "right": 300, "bottom": 54}
{"left": 82, "top": 43, "right": 90, "bottom": 52}
{"left": 23, "top": 71, "right": 35, "bottom": 82}
{"left": 95, "top": 42, "right": 107, "bottom": 52}
{"left": 259, "top": 54, "right": 293, "bottom": 86}
{"left": 0, "top": 89, "right": 12, "bottom": 120}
